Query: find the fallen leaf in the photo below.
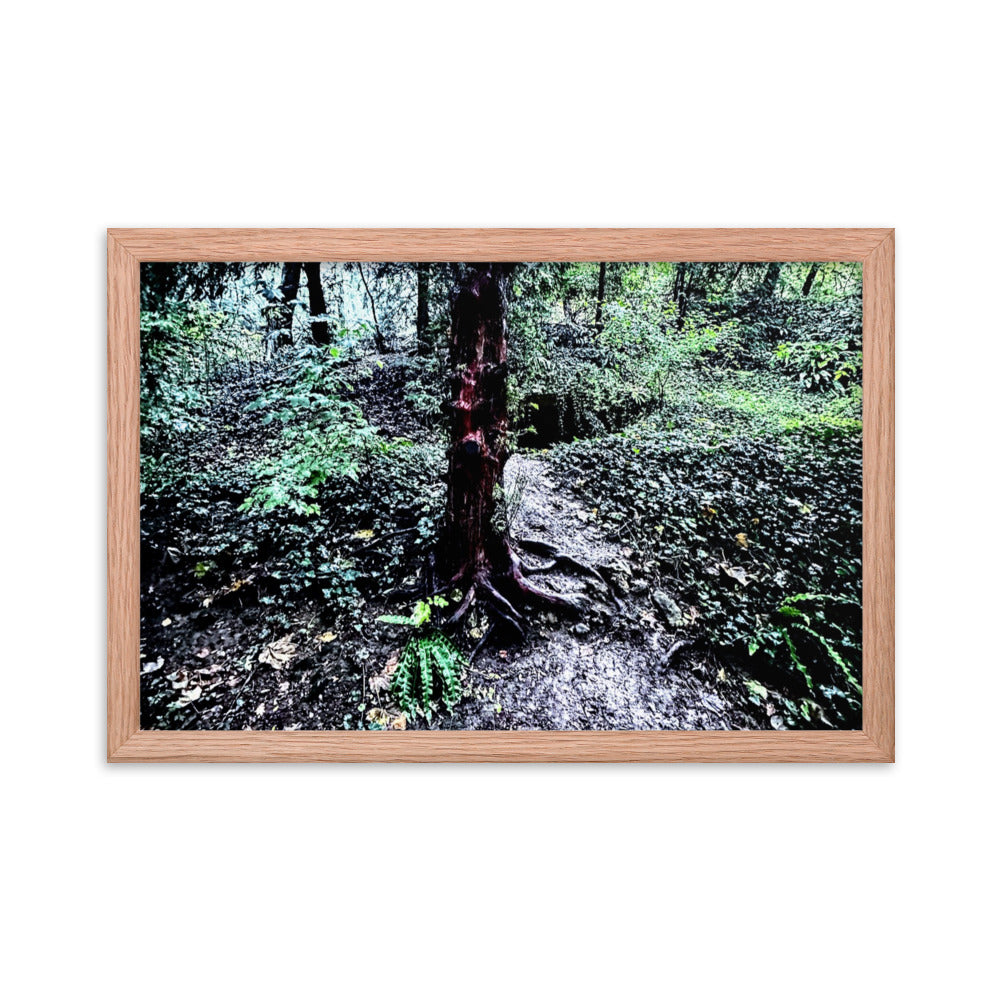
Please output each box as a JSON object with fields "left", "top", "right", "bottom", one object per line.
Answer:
{"left": 196, "top": 647, "right": 211, "bottom": 658}
{"left": 259, "top": 635, "right": 297, "bottom": 670}
{"left": 369, "top": 673, "right": 391, "bottom": 694}
{"left": 317, "top": 631, "right": 336, "bottom": 643}
{"left": 366, "top": 707, "right": 389, "bottom": 727}
{"left": 719, "top": 563, "right": 753, "bottom": 587}
{"left": 255, "top": 703, "right": 265, "bottom": 717}
{"left": 178, "top": 685, "right": 202, "bottom": 705}
{"left": 353, "top": 529, "right": 375, "bottom": 539}
{"left": 389, "top": 713, "right": 407, "bottom": 730}
{"left": 735, "top": 532, "right": 749, "bottom": 549}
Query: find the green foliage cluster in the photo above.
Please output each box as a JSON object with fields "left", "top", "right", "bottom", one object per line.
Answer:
{"left": 238, "top": 346, "right": 379, "bottom": 517}
{"left": 550, "top": 381, "right": 862, "bottom": 727}
{"left": 378, "top": 598, "right": 466, "bottom": 717}
{"left": 141, "top": 342, "right": 446, "bottom": 627}
{"left": 139, "top": 303, "right": 216, "bottom": 472}
{"left": 774, "top": 338, "right": 861, "bottom": 391}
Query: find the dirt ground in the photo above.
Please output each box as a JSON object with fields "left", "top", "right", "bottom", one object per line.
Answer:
{"left": 140, "top": 357, "right": 780, "bottom": 732}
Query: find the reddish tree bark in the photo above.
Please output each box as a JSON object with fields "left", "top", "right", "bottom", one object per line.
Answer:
{"left": 437, "top": 265, "right": 591, "bottom": 642}
{"left": 443, "top": 264, "right": 512, "bottom": 580}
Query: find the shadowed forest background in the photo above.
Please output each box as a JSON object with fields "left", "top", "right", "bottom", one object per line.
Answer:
{"left": 140, "top": 260, "right": 862, "bottom": 731}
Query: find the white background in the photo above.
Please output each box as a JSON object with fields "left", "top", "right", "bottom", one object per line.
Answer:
{"left": 2, "top": 2, "right": 996, "bottom": 997}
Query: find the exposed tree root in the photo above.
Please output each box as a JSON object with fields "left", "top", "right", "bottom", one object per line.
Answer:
{"left": 518, "top": 537, "right": 609, "bottom": 590}
{"left": 446, "top": 583, "right": 477, "bottom": 625}
{"left": 508, "top": 550, "right": 583, "bottom": 610}
{"left": 471, "top": 623, "right": 497, "bottom": 661}
{"left": 431, "top": 535, "right": 617, "bottom": 659}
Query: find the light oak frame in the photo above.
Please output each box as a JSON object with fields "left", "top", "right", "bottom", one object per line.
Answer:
{"left": 108, "top": 229, "right": 894, "bottom": 762}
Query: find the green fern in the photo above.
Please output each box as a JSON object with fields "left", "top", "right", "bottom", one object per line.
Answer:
{"left": 379, "top": 598, "right": 467, "bottom": 718}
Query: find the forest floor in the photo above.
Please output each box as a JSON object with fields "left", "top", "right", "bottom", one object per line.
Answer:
{"left": 435, "top": 453, "right": 772, "bottom": 730}
{"left": 140, "top": 354, "right": 782, "bottom": 731}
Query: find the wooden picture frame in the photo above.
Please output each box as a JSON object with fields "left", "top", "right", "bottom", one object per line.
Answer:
{"left": 108, "top": 228, "right": 894, "bottom": 762}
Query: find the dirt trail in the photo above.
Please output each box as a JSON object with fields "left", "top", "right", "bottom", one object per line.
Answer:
{"left": 432, "top": 452, "right": 773, "bottom": 731}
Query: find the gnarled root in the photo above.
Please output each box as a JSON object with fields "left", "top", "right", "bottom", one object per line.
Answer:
{"left": 439, "top": 535, "right": 610, "bottom": 657}
{"left": 508, "top": 550, "right": 583, "bottom": 611}
{"left": 518, "top": 538, "right": 609, "bottom": 589}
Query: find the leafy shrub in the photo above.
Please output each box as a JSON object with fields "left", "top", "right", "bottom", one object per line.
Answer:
{"left": 774, "top": 339, "right": 861, "bottom": 392}
{"left": 237, "top": 346, "right": 384, "bottom": 517}
{"left": 550, "top": 409, "right": 862, "bottom": 726}
{"left": 139, "top": 303, "right": 219, "bottom": 456}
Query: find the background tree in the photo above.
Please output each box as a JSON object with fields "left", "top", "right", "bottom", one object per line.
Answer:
{"left": 759, "top": 262, "right": 782, "bottom": 299}
{"left": 595, "top": 262, "right": 607, "bottom": 334}
{"left": 356, "top": 263, "right": 388, "bottom": 352}
{"left": 270, "top": 263, "right": 302, "bottom": 348}
{"left": 302, "top": 263, "right": 329, "bottom": 345}
{"left": 801, "top": 262, "right": 821, "bottom": 297}
{"left": 416, "top": 262, "right": 432, "bottom": 355}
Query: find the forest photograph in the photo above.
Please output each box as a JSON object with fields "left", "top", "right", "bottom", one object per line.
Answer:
{"left": 139, "top": 259, "right": 863, "bottom": 732}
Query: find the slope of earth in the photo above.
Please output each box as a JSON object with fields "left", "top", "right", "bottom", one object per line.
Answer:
{"left": 139, "top": 353, "right": 784, "bottom": 732}
{"left": 425, "top": 453, "right": 773, "bottom": 730}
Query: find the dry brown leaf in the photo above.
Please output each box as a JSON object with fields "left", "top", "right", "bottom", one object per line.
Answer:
{"left": 366, "top": 707, "right": 389, "bottom": 727}
{"left": 735, "top": 532, "right": 749, "bottom": 549}
{"left": 258, "top": 635, "right": 297, "bottom": 670}
{"left": 317, "top": 631, "right": 336, "bottom": 643}
{"left": 389, "top": 713, "right": 407, "bottom": 730}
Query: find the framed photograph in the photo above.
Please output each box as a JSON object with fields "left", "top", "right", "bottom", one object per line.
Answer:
{"left": 108, "top": 228, "right": 893, "bottom": 762}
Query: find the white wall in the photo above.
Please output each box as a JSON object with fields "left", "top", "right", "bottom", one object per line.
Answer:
{"left": 3, "top": 2, "right": 995, "bottom": 997}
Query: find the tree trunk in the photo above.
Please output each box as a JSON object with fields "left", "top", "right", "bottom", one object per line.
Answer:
{"left": 727, "top": 262, "right": 744, "bottom": 292}
{"left": 760, "top": 262, "right": 782, "bottom": 298}
{"left": 356, "top": 263, "right": 388, "bottom": 352}
{"left": 416, "top": 262, "right": 431, "bottom": 355}
{"left": 443, "top": 265, "right": 512, "bottom": 580}
{"left": 801, "top": 262, "right": 821, "bottom": 297}
{"left": 435, "top": 265, "right": 592, "bottom": 638}
{"left": 303, "top": 262, "right": 330, "bottom": 345}
{"left": 595, "top": 261, "right": 607, "bottom": 334}
{"left": 674, "top": 262, "right": 688, "bottom": 330}
{"left": 272, "top": 262, "right": 301, "bottom": 348}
